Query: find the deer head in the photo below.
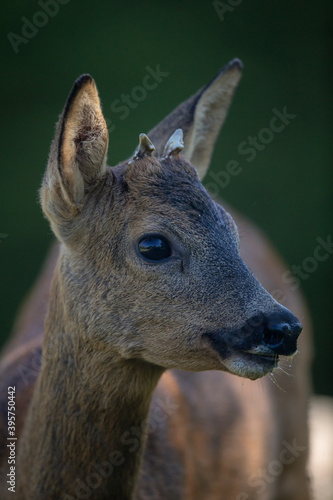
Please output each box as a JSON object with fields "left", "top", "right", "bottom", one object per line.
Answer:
{"left": 40, "top": 60, "right": 302, "bottom": 381}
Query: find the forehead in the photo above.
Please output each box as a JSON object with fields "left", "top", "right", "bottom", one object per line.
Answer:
{"left": 108, "top": 155, "right": 232, "bottom": 237}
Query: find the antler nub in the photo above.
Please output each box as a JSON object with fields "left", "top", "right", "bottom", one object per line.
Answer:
{"left": 162, "top": 129, "right": 184, "bottom": 158}
{"left": 132, "top": 133, "right": 155, "bottom": 160}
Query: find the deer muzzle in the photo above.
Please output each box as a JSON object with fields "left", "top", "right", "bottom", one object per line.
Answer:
{"left": 204, "top": 305, "right": 302, "bottom": 380}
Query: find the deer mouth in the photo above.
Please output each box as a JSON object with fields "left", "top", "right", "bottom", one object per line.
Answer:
{"left": 202, "top": 332, "right": 282, "bottom": 379}
{"left": 240, "top": 351, "right": 279, "bottom": 369}
{"left": 222, "top": 351, "right": 280, "bottom": 380}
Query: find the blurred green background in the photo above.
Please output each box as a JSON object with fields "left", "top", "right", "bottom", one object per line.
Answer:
{"left": 0, "top": 1, "right": 332, "bottom": 394}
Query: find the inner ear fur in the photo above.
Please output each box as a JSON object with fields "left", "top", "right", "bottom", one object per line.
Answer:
{"left": 42, "top": 75, "right": 108, "bottom": 215}
{"left": 40, "top": 74, "right": 109, "bottom": 242}
{"left": 59, "top": 74, "right": 109, "bottom": 204}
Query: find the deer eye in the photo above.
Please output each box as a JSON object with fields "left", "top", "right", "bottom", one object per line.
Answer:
{"left": 138, "top": 235, "right": 172, "bottom": 261}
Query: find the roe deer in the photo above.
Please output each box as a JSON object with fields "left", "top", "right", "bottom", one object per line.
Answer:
{"left": 0, "top": 59, "right": 312, "bottom": 499}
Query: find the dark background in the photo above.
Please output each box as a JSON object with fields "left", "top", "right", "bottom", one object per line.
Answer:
{"left": 0, "top": 1, "right": 332, "bottom": 395}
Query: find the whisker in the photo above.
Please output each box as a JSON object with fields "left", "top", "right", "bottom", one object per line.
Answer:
{"left": 276, "top": 365, "right": 292, "bottom": 377}
{"left": 268, "top": 372, "right": 286, "bottom": 392}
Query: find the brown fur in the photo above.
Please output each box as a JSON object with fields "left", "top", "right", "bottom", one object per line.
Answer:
{"left": 0, "top": 60, "right": 312, "bottom": 499}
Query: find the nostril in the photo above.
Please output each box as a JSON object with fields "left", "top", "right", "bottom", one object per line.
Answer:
{"left": 263, "top": 328, "right": 284, "bottom": 348}
{"left": 262, "top": 318, "right": 302, "bottom": 355}
{"left": 254, "top": 309, "right": 302, "bottom": 356}
{"left": 292, "top": 323, "right": 303, "bottom": 336}
{"left": 281, "top": 323, "right": 291, "bottom": 333}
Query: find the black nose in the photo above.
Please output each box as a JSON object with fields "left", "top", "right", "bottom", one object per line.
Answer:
{"left": 262, "top": 307, "right": 302, "bottom": 355}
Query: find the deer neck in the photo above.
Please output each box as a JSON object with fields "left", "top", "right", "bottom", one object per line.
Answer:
{"left": 17, "top": 271, "right": 163, "bottom": 500}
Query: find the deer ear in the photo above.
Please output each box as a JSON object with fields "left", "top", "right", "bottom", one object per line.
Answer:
{"left": 41, "top": 74, "right": 108, "bottom": 227}
{"left": 148, "top": 59, "right": 242, "bottom": 180}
